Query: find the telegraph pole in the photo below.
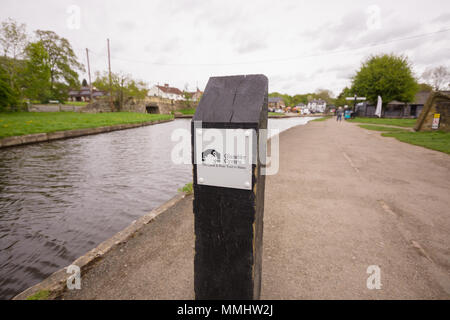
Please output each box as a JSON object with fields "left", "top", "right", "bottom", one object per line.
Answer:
{"left": 107, "top": 38, "right": 114, "bottom": 111}
{"left": 85, "top": 48, "right": 93, "bottom": 102}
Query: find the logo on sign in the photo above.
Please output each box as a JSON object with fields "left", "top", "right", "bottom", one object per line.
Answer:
{"left": 202, "top": 149, "right": 221, "bottom": 164}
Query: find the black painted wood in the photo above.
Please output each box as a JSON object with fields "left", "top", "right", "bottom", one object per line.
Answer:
{"left": 192, "top": 74, "right": 268, "bottom": 300}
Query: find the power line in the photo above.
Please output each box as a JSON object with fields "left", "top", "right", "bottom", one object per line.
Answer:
{"left": 89, "top": 26, "right": 450, "bottom": 67}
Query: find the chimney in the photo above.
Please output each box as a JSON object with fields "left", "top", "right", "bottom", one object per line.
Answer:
{"left": 164, "top": 84, "right": 169, "bottom": 87}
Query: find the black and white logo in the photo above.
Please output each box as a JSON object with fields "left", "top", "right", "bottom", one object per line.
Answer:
{"left": 202, "top": 149, "right": 221, "bottom": 164}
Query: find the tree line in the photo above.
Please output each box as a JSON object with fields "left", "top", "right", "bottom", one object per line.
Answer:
{"left": 271, "top": 54, "right": 449, "bottom": 110}
{"left": 0, "top": 19, "right": 149, "bottom": 112}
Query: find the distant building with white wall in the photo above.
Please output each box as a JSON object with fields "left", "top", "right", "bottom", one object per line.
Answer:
{"left": 148, "top": 84, "right": 185, "bottom": 101}
{"left": 307, "top": 99, "right": 327, "bottom": 113}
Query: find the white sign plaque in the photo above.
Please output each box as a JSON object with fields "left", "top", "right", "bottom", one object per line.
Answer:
{"left": 195, "top": 128, "right": 255, "bottom": 190}
{"left": 432, "top": 114, "right": 440, "bottom": 130}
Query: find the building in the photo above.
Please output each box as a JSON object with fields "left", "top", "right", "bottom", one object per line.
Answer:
{"left": 188, "top": 88, "right": 203, "bottom": 102}
{"left": 307, "top": 99, "right": 327, "bottom": 113}
{"left": 355, "top": 90, "right": 432, "bottom": 118}
{"left": 148, "top": 84, "right": 185, "bottom": 101}
{"left": 295, "top": 103, "right": 310, "bottom": 115}
{"left": 268, "top": 97, "right": 285, "bottom": 111}
{"left": 68, "top": 86, "right": 107, "bottom": 102}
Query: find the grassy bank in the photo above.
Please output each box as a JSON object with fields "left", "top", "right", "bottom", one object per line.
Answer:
{"left": 358, "top": 124, "right": 450, "bottom": 154}
{"left": 348, "top": 117, "right": 417, "bottom": 128}
{"left": 312, "top": 116, "right": 332, "bottom": 122}
{"left": 358, "top": 125, "right": 410, "bottom": 133}
{"left": 178, "top": 108, "right": 196, "bottom": 115}
{"left": 382, "top": 131, "right": 450, "bottom": 155}
{"left": 0, "top": 112, "right": 173, "bottom": 139}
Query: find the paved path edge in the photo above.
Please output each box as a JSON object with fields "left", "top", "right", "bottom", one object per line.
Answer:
{"left": 13, "top": 192, "right": 188, "bottom": 300}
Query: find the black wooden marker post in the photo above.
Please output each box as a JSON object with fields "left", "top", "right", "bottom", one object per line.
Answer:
{"left": 192, "top": 74, "right": 268, "bottom": 300}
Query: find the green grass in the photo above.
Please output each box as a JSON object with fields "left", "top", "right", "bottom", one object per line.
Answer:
{"left": 178, "top": 108, "right": 196, "bottom": 115}
{"left": 358, "top": 125, "right": 410, "bottom": 133}
{"left": 179, "top": 182, "right": 193, "bottom": 195}
{"left": 311, "top": 116, "right": 332, "bottom": 122}
{"left": 382, "top": 131, "right": 450, "bottom": 154}
{"left": 348, "top": 117, "right": 417, "bottom": 128}
{"left": 269, "top": 112, "right": 285, "bottom": 116}
{"left": 63, "top": 101, "right": 88, "bottom": 106}
{"left": 358, "top": 124, "right": 450, "bottom": 154}
{"left": 0, "top": 112, "right": 173, "bottom": 139}
{"left": 26, "top": 290, "right": 50, "bottom": 300}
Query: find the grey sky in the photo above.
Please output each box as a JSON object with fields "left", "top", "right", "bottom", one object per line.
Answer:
{"left": 1, "top": 0, "right": 449, "bottom": 96}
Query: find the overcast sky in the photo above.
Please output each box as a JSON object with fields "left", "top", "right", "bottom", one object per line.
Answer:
{"left": 2, "top": 0, "right": 450, "bottom": 96}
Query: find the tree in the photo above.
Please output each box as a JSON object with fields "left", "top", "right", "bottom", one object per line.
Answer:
{"left": 351, "top": 54, "right": 418, "bottom": 107}
{"left": 82, "top": 78, "right": 88, "bottom": 87}
{"left": 21, "top": 41, "right": 52, "bottom": 103}
{"left": 0, "top": 18, "right": 28, "bottom": 98}
{"left": 418, "top": 83, "right": 433, "bottom": 92}
{"left": 335, "top": 87, "right": 353, "bottom": 107}
{"left": 93, "top": 71, "right": 148, "bottom": 110}
{"left": 34, "top": 30, "right": 84, "bottom": 98}
{"left": 422, "top": 66, "right": 450, "bottom": 91}
{"left": 0, "top": 64, "right": 17, "bottom": 111}
{"left": 315, "top": 88, "right": 335, "bottom": 105}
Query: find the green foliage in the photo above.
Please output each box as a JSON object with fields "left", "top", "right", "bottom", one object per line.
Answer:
{"left": 351, "top": 54, "right": 418, "bottom": 106}
{"left": 0, "top": 19, "right": 28, "bottom": 95}
{"left": 358, "top": 125, "right": 409, "bottom": 132}
{"left": 0, "top": 20, "right": 85, "bottom": 108}
{"left": 21, "top": 41, "right": 52, "bottom": 103}
{"left": 93, "top": 71, "right": 148, "bottom": 110}
{"left": 335, "top": 87, "right": 353, "bottom": 107}
{"left": 269, "top": 91, "right": 333, "bottom": 107}
{"left": 418, "top": 83, "right": 433, "bottom": 92}
{"left": 381, "top": 131, "right": 450, "bottom": 154}
{"left": 311, "top": 116, "right": 332, "bottom": 122}
{"left": 179, "top": 182, "right": 193, "bottom": 195}
{"left": 0, "top": 64, "right": 17, "bottom": 111}
{"left": 0, "top": 112, "right": 173, "bottom": 138}
{"left": 179, "top": 108, "right": 196, "bottom": 115}
{"left": 26, "top": 290, "right": 50, "bottom": 300}
{"left": 358, "top": 123, "right": 450, "bottom": 154}
{"left": 35, "top": 30, "right": 83, "bottom": 91}
{"left": 347, "top": 117, "right": 416, "bottom": 128}
{"left": 314, "top": 89, "right": 334, "bottom": 105}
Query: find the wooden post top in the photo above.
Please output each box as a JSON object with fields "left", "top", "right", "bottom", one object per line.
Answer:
{"left": 193, "top": 74, "right": 268, "bottom": 125}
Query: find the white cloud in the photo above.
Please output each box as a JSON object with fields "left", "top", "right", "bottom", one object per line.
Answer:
{"left": 1, "top": 0, "right": 449, "bottom": 96}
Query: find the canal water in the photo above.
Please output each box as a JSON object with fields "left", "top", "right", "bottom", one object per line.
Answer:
{"left": 0, "top": 117, "right": 314, "bottom": 299}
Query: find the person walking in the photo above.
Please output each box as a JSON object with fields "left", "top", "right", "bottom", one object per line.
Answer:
{"left": 336, "top": 107, "right": 343, "bottom": 122}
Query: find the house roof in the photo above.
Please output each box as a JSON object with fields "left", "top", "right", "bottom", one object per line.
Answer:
{"left": 388, "top": 100, "right": 405, "bottom": 105}
{"left": 387, "top": 91, "right": 432, "bottom": 106}
{"left": 268, "top": 97, "right": 284, "bottom": 103}
{"left": 156, "top": 85, "right": 183, "bottom": 95}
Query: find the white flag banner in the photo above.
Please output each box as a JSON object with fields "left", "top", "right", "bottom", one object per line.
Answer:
{"left": 375, "top": 96, "right": 382, "bottom": 118}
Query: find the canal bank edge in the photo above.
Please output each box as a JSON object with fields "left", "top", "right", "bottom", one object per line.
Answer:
{"left": 0, "top": 119, "right": 174, "bottom": 149}
{"left": 12, "top": 117, "right": 318, "bottom": 300}
{"left": 13, "top": 192, "right": 188, "bottom": 300}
